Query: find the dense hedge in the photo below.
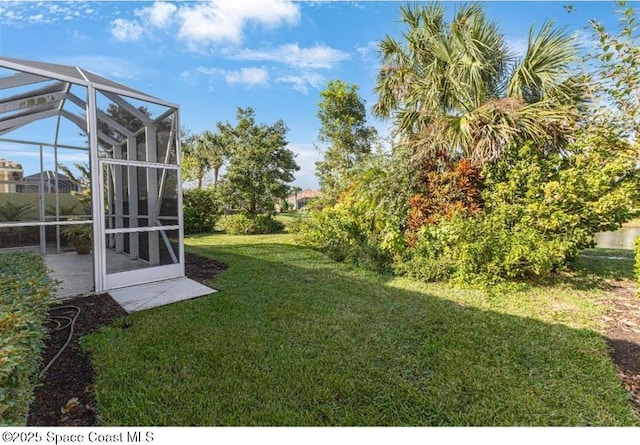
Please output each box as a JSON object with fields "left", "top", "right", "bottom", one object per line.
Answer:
{"left": 296, "top": 205, "right": 392, "bottom": 273}
{"left": 183, "top": 188, "right": 222, "bottom": 235}
{"left": 222, "top": 213, "right": 284, "bottom": 235}
{"left": 299, "top": 133, "right": 639, "bottom": 286}
{"left": 0, "top": 252, "right": 56, "bottom": 425}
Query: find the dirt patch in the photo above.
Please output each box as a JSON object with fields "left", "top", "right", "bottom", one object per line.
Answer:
{"left": 27, "top": 251, "right": 227, "bottom": 426}
{"left": 184, "top": 250, "right": 228, "bottom": 285}
{"left": 603, "top": 279, "right": 640, "bottom": 417}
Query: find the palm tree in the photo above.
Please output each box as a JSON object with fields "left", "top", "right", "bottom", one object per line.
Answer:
{"left": 374, "top": 3, "right": 587, "bottom": 164}
{"left": 289, "top": 185, "right": 302, "bottom": 210}
{"left": 199, "top": 130, "right": 226, "bottom": 188}
{"left": 181, "top": 135, "right": 207, "bottom": 189}
{"left": 183, "top": 131, "right": 227, "bottom": 189}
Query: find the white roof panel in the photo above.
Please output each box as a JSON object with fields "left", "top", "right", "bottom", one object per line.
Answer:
{"left": 0, "top": 56, "right": 176, "bottom": 108}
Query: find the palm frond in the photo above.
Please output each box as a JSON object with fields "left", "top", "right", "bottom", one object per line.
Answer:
{"left": 507, "top": 21, "right": 578, "bottom": 103}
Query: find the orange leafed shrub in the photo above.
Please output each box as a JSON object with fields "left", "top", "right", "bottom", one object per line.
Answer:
{"left": 407, "top": 154, "right": 482, "bottom": 245}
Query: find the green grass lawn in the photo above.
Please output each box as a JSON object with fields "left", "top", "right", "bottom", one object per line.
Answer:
{"left": 581, "top": 247, "right": 635, "bottom": 259}
{"left": 83, "top": 234, "right": 638, "bottom": 426}
{"left": 275, "top": 211, "right": 309, "bottom": 229}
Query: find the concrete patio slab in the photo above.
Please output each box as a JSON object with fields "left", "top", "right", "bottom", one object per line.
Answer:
{"left": 44, "top": 252, "right": 93, "bottom": 298}
{"left": 108, "top": 277, "right": 216, "bottom": 313}
{"left": 45, "top": 250, "right": 152, "bottom": 299}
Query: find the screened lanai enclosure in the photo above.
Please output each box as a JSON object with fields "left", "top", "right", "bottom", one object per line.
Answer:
{"left": 0, "top": 56, "right": 212, "bottom": 309}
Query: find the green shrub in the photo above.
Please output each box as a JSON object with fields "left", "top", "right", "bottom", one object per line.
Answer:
{"left": 0, "top": 252, "right": 56, "bottom": 425}
{"left": 183, "top": 188, "right": 222, "bottom": 235}
{"left": 297, "top": 205, "right": 392, "bottom": 273}
{"left": 483, "top": 136, "right": 639, "bottom": 258}
{"left": 396, "top": 212, "right": 570, "bottom": 285}
{"left": 223, "top": 213, "right": 284, "bottom": 235}
{"left": 285, "top": 217, "right": 306, "bottom": 234}
{"left": 396, "top": 134, "right": 638, "bottom": 285}
{"left": 298, "top": 127, "right": 639, "bottom": 286}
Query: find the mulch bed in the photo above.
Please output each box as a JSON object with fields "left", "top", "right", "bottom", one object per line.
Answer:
{"left": 27, "top": 294, "right": 127, "bottom": 426}
{"left": 184, "top": 251, "right": 228, "bottom": 284}
{"left": 27, "top": 251, "right": 226, "bottom": 426}
{"left": 603, "top": 279, "right": 640, "bottom": 418}
{"left": 27, "top": 254, "right": 640, "bottom": 425}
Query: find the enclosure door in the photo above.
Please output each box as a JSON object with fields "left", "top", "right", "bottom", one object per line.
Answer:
{"left": 100, "top": 158, "right": 182, "bottom": 290}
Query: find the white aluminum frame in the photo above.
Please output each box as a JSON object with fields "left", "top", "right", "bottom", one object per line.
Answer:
{"left": 0, "top": 57, "right": 185, "bottom": 294}
{"left": 99, "top": 157, "right": 182, "bottom": 290}
{"left": 0, "top": 137, "right": 92, "bottom": 255}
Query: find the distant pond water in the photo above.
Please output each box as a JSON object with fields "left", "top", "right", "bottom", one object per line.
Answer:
{"left": 595, "top": 226, "right": 640, "bottom": 250}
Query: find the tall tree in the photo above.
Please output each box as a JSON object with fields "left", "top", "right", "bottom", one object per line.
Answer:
{"left": 199, "top": 130, "right": 227, "bottom": 188}
{"left": 97, "top": 104, "right": 151, "bottom": 144}
{"left": 374, "top": 2, "right": 586, "bottom": 164}
{"left": 181, "top": 129, "right": 228, "bottom": 189}
{"left": 181, "top": 131, "right": 207, "bottom": 189}
{"left": 218, "top": 107, "right": 299, "bottom": 215}
{"left": 589, "top": 1, "right": 640, "bottom": 141}
{"left": 315, "top": 80, "right": 378, "bottom": 197}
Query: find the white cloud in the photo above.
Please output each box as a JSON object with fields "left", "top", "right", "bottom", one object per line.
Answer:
{"left": 176, "top": 0, "right": 300, "bottom": 46}
{"left": 230, "top": 43, "right": 348, "bottom": 94}
{"left": 288, "top": 143, "right": 321, "bottom": 190}
{"left": 233, "top": 43, "right": 350, "bottom": 69}
{"left": 99, "top": 0, "right": 300, "bottom": 50}
{"left": 194, "top": 66, "right": 270, "bottom": 87}
{"left": 225, "top": 67, "right": 269, "bottom": 86}
{"left": 0, "top": 1, "right": 97, "bottom": 27}
{"left": 28, "top": 13, "right": 45, "bottom": 23}
{"left": 135, "top": 1, "right": 177, "bottom": 29}
{"left": 276, "top": 72, "right": 324, "bottom": 94}
{"left": 52, "top": 56, "right": 149, "bottom": 81}
{"left": 571, "top": 28, "right": 597, "bottom": 52}
{"left": 356, "top": 40, "right": 379, "bottom": 61}
{"left": 507, "top": 38, "right": 528, "bottom": 59}
{"left": 109, "top": 2, "right": 177, "bottom": 42}
{"left": 110, "top": 18, "right": 144, "bottom": 42}
{"left": 71, "top": 29, "right": 88, "bottom": 41}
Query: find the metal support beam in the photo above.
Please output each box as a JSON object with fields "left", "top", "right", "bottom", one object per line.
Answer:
{"left": 145, "top": 125, "right": 160, "bottom": 266}
{"left": 113, "top": 144, "right": 124, "bottom": 253}
{"left": 0, "top": 90, "right": 66, "bottom": 115}
{"left": 87, "top": 85, "right": 103, "bottom": 293}
{"left": 174, "top": 108, "right": 185, "bottom": 276}
{"left": 127, "top": 136, "right": 139, "bottom": 259}
{"left": 0, "top": 107, "right": 58, "bottom": 133}
{"left": 38, "top": 144, "right": 46, "bottom": 255}
{"left": 101, "top": 91, "right": 153, "bottom": 125}
{"left": 0, "top": 72, "right": 49, "bottom": 90}
{"left": 96, "top": 109, "right": 134, "bottom": 139}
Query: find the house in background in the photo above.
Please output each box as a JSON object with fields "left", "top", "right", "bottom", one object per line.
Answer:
{"left": 286, "top": 188, "right": 321, "bottom": 210}
{"left": 20, "top": 171, "right": 79, "bottom": 194}
{"left": 0, "top": 158, "right": 23, "bottom": 193}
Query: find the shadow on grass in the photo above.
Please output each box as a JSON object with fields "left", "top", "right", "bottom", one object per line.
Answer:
{"left": 606, "top": 338, "right": 640, "bottom": 376}
{"left": 524, "top": 254, "right": 635, "bottom": 293}
{"left": 569, "top": 255, "right": 635, "bottom": 282}
{"left": 84, "top": 240, "right": 638, "bottom": 426}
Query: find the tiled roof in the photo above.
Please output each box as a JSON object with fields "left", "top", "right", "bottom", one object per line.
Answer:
{"left": 287, "top": 188, "right": 321, "bottom": 201}
{"left": 0, "top": 158, "right": 22, "bottom": 169}
{"left": 22, "top": 171, "right": 71, "bottom": 181}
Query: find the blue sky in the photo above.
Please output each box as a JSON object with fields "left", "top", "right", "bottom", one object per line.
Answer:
{"left": 0, "top": 0, "right": 627, "bottom": 189}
